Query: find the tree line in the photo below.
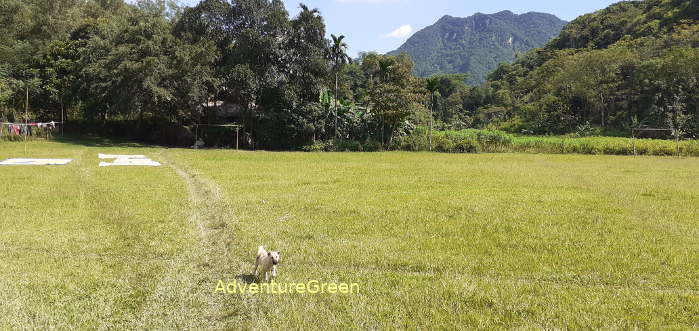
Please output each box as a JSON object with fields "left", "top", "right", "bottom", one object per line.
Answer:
{"left": 0, "top": 0, "right": 434, "bottom": 148}
{"left": 1, "top": 0, "right": 697, "bottom": 149}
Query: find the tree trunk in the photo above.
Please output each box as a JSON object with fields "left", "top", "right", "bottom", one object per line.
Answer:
{"left": 334, "top": 73, "right": 339, "bottom": 139}
{"left": 429, "top": 93, "right": 433, "bottom": 151}
{"left": 601, "top": 106, "right": 605, "bottom": 127}
{"left": 388, "top": 124, "right": 394, "bottom": 145}
{"left": 60, "top": 99, "right": 64, "bottom": 136}
{"left": 600, "top": 94, "right": 606, "bottom": 127}
{"left": 138, "top": 108, "right": 145, "bottom": 129}
{"left": 381, "top": 117, "right": 385, "bottom": 146}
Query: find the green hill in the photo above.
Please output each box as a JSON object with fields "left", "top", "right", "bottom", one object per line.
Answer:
{"left": 388, "top": 11, "right": 567, "bottom": 83}
{"left": 485, "top": 0, "right": 699, "bottom": 135}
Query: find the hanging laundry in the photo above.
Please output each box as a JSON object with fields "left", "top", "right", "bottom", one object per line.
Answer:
{"left": 2, "top": 121, "right": 59, "bottom": 135}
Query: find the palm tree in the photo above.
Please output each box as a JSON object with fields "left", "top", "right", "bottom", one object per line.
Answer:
{"left": 299, "top": 4, "right": 319, "bottom": 16}
{"left": 375, "top": 57, "right": 394, "bottom": 145}
{"left": 330, "top": 34, "right": 351, "bottom": 138}
{"left": 426, "top": 77, "right": 440, "bottom": 151}
{"left": 378, "top": 57, "right": 393, "bottom": 82}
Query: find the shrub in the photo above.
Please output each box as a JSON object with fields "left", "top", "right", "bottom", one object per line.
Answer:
{"left": 434, "top": 136, "right": 456, "bottom": 153}
{"left": 362, "top": 140, "right": 384, "bottom": 152}
{"left": 336, "top": 140, "right": 361, "bottom": 152}
{"left": 303, "top": 139, "right": 386, "bottom": 152}
{"left": 574, "top": 121, "right": 602, "bottom": 137}
{"left": 302, "top": 140, "right": 336, "bottom": 152}
{"left": 308, "top": 129, "right": 699, "bottom": 157}
{"left": 453, "top": 138, "right": 480, "bottom": 153}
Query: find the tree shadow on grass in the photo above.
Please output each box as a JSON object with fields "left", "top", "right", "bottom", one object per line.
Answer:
{"left": 54, "top": 134, "right": 163, "bottom": 149}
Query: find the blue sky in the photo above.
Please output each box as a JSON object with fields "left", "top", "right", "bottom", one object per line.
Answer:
{"left": 175, "top": 0, "right": 620, "bottom": 57}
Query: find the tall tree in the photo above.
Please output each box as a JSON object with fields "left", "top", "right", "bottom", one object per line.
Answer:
{"left": 330, "top": 34, "right": 351, "bottom": 138}
{"left": 363, "top": 53, "right": 423, "bottom": 145}
{"left": 425, "top": 77, "right": 440, "bottom": 150}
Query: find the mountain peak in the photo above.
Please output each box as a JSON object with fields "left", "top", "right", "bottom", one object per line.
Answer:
{"left": 387, "top": 11, "right": 567, "bottom": 84}
{"left": 435, "top": 14, "right": 458, "bottom": 24}
{"left": 493, "top": 10, "right": 515, "bottom": 17}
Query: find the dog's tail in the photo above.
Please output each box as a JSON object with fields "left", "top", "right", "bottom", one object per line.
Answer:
{"left": 257, "top": 246, "right": 265, "bottom": 255}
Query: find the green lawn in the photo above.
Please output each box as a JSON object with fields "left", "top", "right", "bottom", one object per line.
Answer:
{"left": 2, "top": 139, "right": 698, "bottom": 329}
{"left": 0, "top": 140, "right": 196, "bottom": 329}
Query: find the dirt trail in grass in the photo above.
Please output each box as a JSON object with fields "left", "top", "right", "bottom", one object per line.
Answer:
{"left": 131, "top": 151, "right": 249, "bottom": 329}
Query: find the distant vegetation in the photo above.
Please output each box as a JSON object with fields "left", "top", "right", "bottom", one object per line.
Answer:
{"left": 1, "top": 0, "right": 697, "bottom": 150}
{"left": 306, "top": 128, "right": 699, "bottom": 157}
{"left": 388, "top": 11, "right": 567, "bottom": 84}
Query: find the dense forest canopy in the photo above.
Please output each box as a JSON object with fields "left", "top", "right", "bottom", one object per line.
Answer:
{"left": 1, "top": 0, "right": 698, "bottom": 149}
{"left": 0, "top": 0, "right": 426, "bottom": 148}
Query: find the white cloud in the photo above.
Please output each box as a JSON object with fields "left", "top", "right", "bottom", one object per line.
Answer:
{"left": 384, "top": 25, "right": 413, "bottom": 38}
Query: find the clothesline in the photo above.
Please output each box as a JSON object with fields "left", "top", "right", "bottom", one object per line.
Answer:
{"left": 1, "top": 121, "right": 63, "bottom": 125}
{"left": 2, "top": 121, "right": 62, "bottom": 136}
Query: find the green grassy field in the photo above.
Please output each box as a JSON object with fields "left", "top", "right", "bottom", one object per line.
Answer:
{"left": 1, "top": 139, "right": 698, "bottom": 329}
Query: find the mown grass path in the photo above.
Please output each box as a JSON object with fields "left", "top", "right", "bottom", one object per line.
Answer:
{"left": 131, "top": 152, "right": 250, "bottom": 329}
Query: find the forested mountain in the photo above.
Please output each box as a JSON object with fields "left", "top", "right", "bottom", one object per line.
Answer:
{"left": 482, "top": 0, "right": 699, "bottom": 135}
{"left": 388, "top": 11, "right": 567, "bottom": 83}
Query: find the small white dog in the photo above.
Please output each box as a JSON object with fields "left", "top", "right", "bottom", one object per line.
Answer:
{"left": 253, "top": 246, "right": 281, "bottom": 282}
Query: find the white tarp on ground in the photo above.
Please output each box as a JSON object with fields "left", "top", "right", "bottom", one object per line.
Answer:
{"left": 98, "top": 153, "right": 146, "bottom": 159}
{"left": 98, "top": 154, "right": 161, "bottom": 167}
{"left": 0, "top": 158, "right": 73, "bottom": 166}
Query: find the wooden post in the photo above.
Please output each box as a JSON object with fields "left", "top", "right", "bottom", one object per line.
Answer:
{"left": 25, "top": 86, "right": 28, "bottom": 155}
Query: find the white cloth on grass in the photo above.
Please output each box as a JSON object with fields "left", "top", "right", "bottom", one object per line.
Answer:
{"left": 99, "top": 160, "right": 161, "bottom": 167}
{"left": 0, "top": 158, "right": 73, "bottom": 166}
{"left": 98, "top": 153, "right": 146, "bottom": 159}
{"left": 97, "top": 153, "right": 160, "bottom": 167}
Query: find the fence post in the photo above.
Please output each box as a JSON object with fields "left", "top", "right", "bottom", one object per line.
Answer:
{"left": 632, "top": 129, "right": 636, "bottom": 157}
